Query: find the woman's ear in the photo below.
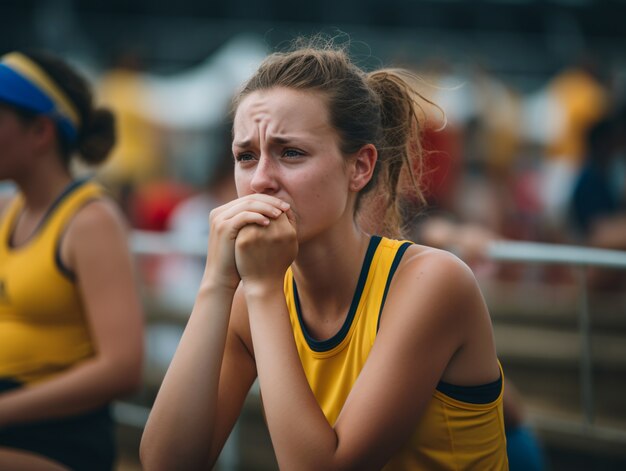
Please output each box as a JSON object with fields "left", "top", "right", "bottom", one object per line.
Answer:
{"left": 349, "top": 144, "right": 377, "bottom": 192}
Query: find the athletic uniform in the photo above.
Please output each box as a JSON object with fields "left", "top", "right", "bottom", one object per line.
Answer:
{"left": 0, "top": 180, "right": 115, "bottom": 471}
{"left": 284, "top": 235, "right": 509, "bottom": 470}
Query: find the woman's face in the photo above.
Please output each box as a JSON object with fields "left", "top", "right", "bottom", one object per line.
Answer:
{"left": 0, "top": 104, "right": 34, "bottom": 181}
{"left": 233, "top": 87, "right": 354, "bottom": 243}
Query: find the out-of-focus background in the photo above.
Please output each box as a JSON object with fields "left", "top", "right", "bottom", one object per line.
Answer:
{"left": 2, "top": 1, "right": 626, "bottom": 469}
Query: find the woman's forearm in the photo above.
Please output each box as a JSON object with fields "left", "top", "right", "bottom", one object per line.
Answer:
{"left": 244, "top": 283, "right": 341, "bottom": 470}
{"left": 140, "top": 283, "right": 236, "bottom": 471}
{"left": 0, "top": 353, "right": 140, "bottom": 427}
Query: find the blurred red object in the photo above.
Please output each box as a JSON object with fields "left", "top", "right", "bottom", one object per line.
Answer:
{"left": 129, "top": 181, "right": 193, "bottom": 231}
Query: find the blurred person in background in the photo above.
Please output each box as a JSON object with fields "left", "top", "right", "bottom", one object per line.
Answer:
{"left": 541, "top": 55, "right": 609, "bottom": 237}
{"left": 142, "top": 41, "right": 508, "bottom": 470}
{"left": 0, "top": 51, "right": 143, "bottom": 471}
{"left": 570, "top": 107, "right": 626, "bottom": 241}
{"left": 97, "top": 49, "right": 165, "bottom": 216}
{"left": 569, "top": 105, "right": 626, "bottom": 289}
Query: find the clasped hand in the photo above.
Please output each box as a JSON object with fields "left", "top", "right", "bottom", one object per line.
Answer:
{"left": 204, "top": 194, "right": 297, "bottom": 291}
{"left": 235, "top": 209, "right": 297, "bottom": 286}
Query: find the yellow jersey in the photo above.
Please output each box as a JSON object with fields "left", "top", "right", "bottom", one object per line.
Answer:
{"left": 284, "top": 236, "right": 508, "bottom": 470}
{"left": 0, "top": 180, "right": 103, "bottom": 384}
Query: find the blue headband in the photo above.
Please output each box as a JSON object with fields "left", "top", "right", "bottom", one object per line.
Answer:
{"left": 0, "top": 53, "right": 79, "bottom": 144}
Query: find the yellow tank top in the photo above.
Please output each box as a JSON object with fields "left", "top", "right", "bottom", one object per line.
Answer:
{"left": 0, "top": 180, "right": 103, "bottom": 384}
{"left": 284, "top": 236, "right": 508, "bottom": 470}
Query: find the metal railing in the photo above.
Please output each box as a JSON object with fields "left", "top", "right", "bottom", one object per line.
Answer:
{"left": 485, "top": 240, "right": 626, "bottom": 444}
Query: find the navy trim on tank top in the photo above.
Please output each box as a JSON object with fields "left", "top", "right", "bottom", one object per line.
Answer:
{"left": 55, "top": 241, "right": 77, "bottom": 281}
{"left": 293, "top": 235, "right": 382, "bottom": 352}
{"left": 53, "top": 179, "right": 92, "bottom": 281}
{"left": 8, "top": 179, "right": 87, "bottom": 249}
{"left": 376, "top": 241, "right": 412, "bottom": 331}
{"left": 436, "top": 375, "right": 502, "bottom": 404}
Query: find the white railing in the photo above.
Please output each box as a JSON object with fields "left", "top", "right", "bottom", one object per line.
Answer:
{"left": 487, "top": 240, "right": 626, "bottom": 269}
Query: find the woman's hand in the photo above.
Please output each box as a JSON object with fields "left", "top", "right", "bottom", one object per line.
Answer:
{"left": 235, "top": 211, "right": 298, "bottom": 289}
{"left": 203, "top": 195, "right": 290, "bottom": 291}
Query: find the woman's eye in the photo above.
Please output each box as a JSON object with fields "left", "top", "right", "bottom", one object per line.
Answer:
{"left": 283, "top": 149, "right": 303, "bottom": 158}
{"left": 235, "top": 153, "right": 255, "bottom": 162}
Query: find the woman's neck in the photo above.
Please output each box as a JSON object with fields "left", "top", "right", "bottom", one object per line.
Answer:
{"left": 291, "top": 221, "right": 372, "bottom": 335}
{"left": 16, "top": 160, "right": 72, "bottom": 212}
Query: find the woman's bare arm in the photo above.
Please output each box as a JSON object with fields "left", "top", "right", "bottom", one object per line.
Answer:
{"left": 140, "top": 284, "right": 257, "bottom": 471}
{"left": 140, "top": 194, "right": 288, "bottom": 470}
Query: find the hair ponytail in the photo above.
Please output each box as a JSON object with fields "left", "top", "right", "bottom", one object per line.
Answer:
{"left": 363, "top": 69, "right": 436, "bottom": 237}
{"left": 77, "top": 108, "right": 116, "bottom": 165}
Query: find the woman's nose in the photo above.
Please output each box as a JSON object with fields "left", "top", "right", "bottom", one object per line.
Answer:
{"left": 250, "top": 154, "right": 279, "bottom": 194}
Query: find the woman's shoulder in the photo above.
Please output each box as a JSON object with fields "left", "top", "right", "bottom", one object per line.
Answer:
{"left": 63, "top": 195, "right": 129, "bottom": 253}
{"left": 400, "top": 244, "right": 476, "bottom": 282}
{"left": 70, "top": 195, "right": 127, "bottom": 232}
{"left": 377, "top": 243, "right": 491, "bottom": 375}
{"left": 389, "top": 244, "right": 482, "bottom": 317}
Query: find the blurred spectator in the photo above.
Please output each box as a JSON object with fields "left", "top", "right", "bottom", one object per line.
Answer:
{"left": 570, "top": 106, "right": 626, "bottom": 289}
{"left": 570, "top": 109, "right": 626, "bottom": 239}
{"left": 97, "top": 50, "right": 165, "bottom": 211}
{"left": 541, "top": 56, "right": 609, "bottom": 232}
{"left": 0, "top": 51, "right": 143, "bottom": 471}
{"left": 503, "top": 380, "right": 548, "bottom": 471}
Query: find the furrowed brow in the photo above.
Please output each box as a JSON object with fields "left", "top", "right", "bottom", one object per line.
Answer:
{"left": 233, "top": 139, "right": 251, "bottom": 148}
{"left": 269, "top": 135, "right": 302, "bottom": 145}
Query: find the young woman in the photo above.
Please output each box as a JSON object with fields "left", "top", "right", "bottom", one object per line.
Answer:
{"left": 141, "top": 43, "right": 508, "bottom": 470}
{"left": 0, "top": 51, "right": 143, "bottom": 471}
